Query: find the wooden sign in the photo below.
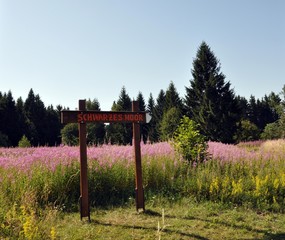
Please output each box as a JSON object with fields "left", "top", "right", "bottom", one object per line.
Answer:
{"left": 61, "top": 111, "right": 147, "bottom": 124}
{"left": 61, "top": 100, "right": 148, "bottom": 221}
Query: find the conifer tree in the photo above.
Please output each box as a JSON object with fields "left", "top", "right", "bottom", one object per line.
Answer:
{"left": 44, "top": 105, "right": 62, "bottom": 146}
{"left": 153, "top": 90, "right": 166, "bottom": 141}
{"left": 86, "top": 98, "right": 105, "bottom": 145}
{"left": 147, "top": 93, "right": 158, "bottom": 142}
{"left": 0, "top": 91, "right": 22, "bottom": 146}
{"left": 165, "top": 81, "right": 183, "bottom": 114}
{"left": 106, "top": 87, "right": 132, "bottom": 145}
{"left": 136, "top": 92, "right": 148, "bottom": 143}
{"left": 24, "top": 89, "right": 46, "bottom": 145}
{"left": 185, "top": 42, "right": 240, "bottom": 143}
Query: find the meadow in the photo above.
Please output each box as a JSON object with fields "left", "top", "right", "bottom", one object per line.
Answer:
{"left": 1, "top": 140, "right": 285, "bottom": 239}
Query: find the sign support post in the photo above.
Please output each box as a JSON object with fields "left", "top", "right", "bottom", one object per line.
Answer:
{"left": 132, "top": 101, "right": 145, "bottom": 211}
{"left": 78, "top": 100, "right": 90, "bottom": 221}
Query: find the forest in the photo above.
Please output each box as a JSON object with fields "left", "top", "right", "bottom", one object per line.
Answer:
{"left": 1, "top": 42, "right": 284, "bottom": 147}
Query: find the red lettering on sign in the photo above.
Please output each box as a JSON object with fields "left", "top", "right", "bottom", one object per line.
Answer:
{"left": 75, "top": 112, "right": 144, "bottom": 123}
{"left": 78, "top": 113, "right": 83, "bottom": 122}
{"left": 124, "top": 114, "right": 129, "bottom": 121}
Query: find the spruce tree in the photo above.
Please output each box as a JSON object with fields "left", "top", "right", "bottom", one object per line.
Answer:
{"left": 165, "top": 81, "right": 183, "bottom": 114}
{"left": 185, "top": 42, "right": 240, "bottom": 143}
{"left": 24, "top": 89, "right": 46, "bottom": 145}
{"left": 86, "top": 98, "right": 105, "bottom": 145}
{"left": 153, "top": 90, "right": 166, "bottom": 141}
{"left": 44, "top": 105, "right": 62, "bottom": 146}
{"left": 0, "top": 91, "right": 22, "bottom": 146}
{"left": 136, "top": 92, "right": 148, "bottom": 143}
{"left": 147, "top": 93, "right": 158, "bottom": 142}
{"left": 159, "top": 107, "right": 181, "bottom": 141}
{"left": 106, "top": 87, "right": 132, "bottom": 145}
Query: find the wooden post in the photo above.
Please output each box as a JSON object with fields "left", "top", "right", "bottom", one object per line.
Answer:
{"left": 132, "top": 101, "right": 145, "bottom": 211}
{"left": 78, "top": 100, "right": 90, "bottom": 221}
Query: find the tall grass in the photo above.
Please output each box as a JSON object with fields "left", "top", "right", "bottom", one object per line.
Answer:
{"left": 1, "top": 140, "right": 285, "bottom": 238}
{"left": 1, "top": 140, "right": 285, "bottom": 210}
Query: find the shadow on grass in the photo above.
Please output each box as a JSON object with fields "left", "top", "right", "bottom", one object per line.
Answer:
{"left": 263, "top": 233, "right": 285, "bottom": 240}
{"left": 90, "top": 216, "right": 209, "bottom": 240}
{"left": 86, "top": 209, "right": 284, "bottom": 240}
{"left": 161, "top": 213, "right": 285, "bottom": 240}
{"left": 139, "top": 209, "right": 284, "bottom": 240}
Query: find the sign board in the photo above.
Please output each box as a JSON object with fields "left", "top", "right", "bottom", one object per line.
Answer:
{"left": 61, "top": 100, "right": 147, "bottom": 221}
{"left": 61, "top": 111, "right": 148, "bottom": 124}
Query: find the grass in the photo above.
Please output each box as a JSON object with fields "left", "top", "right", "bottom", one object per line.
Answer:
{"left": 37, "top": 198, "right": 285, "bottom": 240}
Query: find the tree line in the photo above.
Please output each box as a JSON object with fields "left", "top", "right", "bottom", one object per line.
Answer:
{"left": 1, "top": 42, "right": 284, "bottom": 147}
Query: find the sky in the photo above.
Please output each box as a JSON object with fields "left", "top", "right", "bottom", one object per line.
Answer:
{"left": 0, "top": 0, "right": 284, "bottom": 111}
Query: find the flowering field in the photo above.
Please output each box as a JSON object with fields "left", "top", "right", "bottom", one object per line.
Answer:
{"left": 0, "top": 142, "right": 176, "bottom": 172}
{"left": 1, "top": 140, "right": 285, "bottom": 211}
{"left": 1, "top": 140, "right": 285, "bottom": 238}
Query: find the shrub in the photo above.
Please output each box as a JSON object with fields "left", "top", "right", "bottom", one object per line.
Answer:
{"left": 173, "top": 116, "right": 208, "bottom": 164}
{"left": 18, "top": 135, "right": 31, "bottom": 148}
{"left": 61, "top": 123, "right": 79, "bottom": 146}
{"left": 234, "top": 119, "right": 260, "bottom": 142}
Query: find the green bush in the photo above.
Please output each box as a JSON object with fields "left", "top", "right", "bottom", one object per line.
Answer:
{"left": 234, "top": 119, "right": 260, "bottom": 142}
{"left": 261, "top": 114, "right": 285, "bottom": 140}
{"left": 173, "top": 116, "right": 208, "bottom": 164}
{"left": 18, "top": 135, "right": 31, "bottom": 148}
{"left": 61, "top": 123, "right": 79, "bottom": 146}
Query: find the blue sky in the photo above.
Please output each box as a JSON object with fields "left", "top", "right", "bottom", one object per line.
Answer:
{"left": 1, "top": 0, "right": 284, "bottom": 110}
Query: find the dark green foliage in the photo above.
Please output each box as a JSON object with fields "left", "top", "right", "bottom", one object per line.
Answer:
{"left": 106, "top": 87, "right": 132, "bottom": 145}
{"left": 115, "top": 86, "right": 132, "bottom": 111}
{"left": 87, "top": 123, "right": 106, "bottom": 145}
{"left": 184, "top": 42, "right": 240, "bottom": 143}
{"left": 24, "top": 89, "right": 46, "bottom": 145}
{"left": 136, "top": 92, "right": 148, "bottom": 143}
{"left": 0, "top": 131, "right": 9, "bottom": 147}
{"left": 153, "top": 90, "right": 166, "bottom": 141}
{"left": 165, "top": 81, "right": 184, "bottom": 113}
{"left": 159, "top": 107, "right": 181, "bottom": 141}
{"left": 44, "top": 105, "right": 62, "bottom": 146}
{"left": 0, "top": 91, "right": 22, "bottom": 146}
{"left": 16, "top": 97, "right": 30, "bottom": 143}
{"left": 86, "top": 98, "right": 100, "bottom": 111}
{"left": 61, "top": 98, "right": 106, "bottom": 146}
{"left": 247, "top": 95, "right": 280, "bottom": 131}
{"left": 261, "top": 113, "right": 285, "bottom": 140}
{"left": 154, "top": 90, "right": 166, "bottom": 121}
{"left": 261, "top": 122, "right": 282, "bottom": 140}
{"left": 236, "top": 96, "right": 249, "bottom": 120}
{"left": 86, "top": 98, "right": 105, "bottom": 145}
{"left": 146, "top": 93, "right": 157, "bottom": 143}
{"left": 234, "top": 119, "right": 260, "bottom": 142}
{"left": 61, "top": 123, "right": 79, "bottom": 146}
